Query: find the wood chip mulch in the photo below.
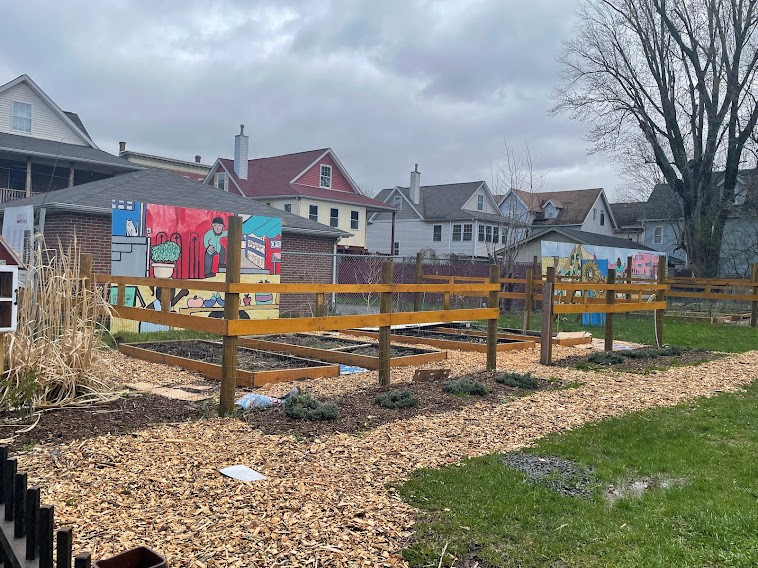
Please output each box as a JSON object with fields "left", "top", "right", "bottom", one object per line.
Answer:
{"left": 13, "top": 345, "right": 758, "bottom": 567}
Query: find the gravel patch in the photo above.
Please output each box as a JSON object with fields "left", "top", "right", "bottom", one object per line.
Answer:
{"left": 501, "top": 452, "right": 599, "bottom": 498}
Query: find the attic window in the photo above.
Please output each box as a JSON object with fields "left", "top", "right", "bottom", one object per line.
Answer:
{"left": 393, "top": 195, "right": 402, "bottom": 210}
{"left": 215, "top": 172, "right": 226, "bottom": 191}
{"left": 600, "top": 212, "right": 605, "bottom": 226}
{"left": 320, "top": 165, "right": 332, "bottom": 188}
{"left": 477, "top": 195, "right": 484, "bottom": 211}
{"left": 11, "top": 101, "right": 31, "bottom": 133}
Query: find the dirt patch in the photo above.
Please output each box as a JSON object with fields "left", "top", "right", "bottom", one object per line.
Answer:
{"left": 244, "top": 371, "right": 559, "bottom": 438}
{"left": 137, "top": 340, "right": 329, "bottom": 371}
{"left": 501, "top": 452, "right": 599, "bottom": 498}
{"left": 556, "top": 348, "right": 722, "bottom": 373}
{"left": 2, "top": 394, "right": 208, "bottom": 452}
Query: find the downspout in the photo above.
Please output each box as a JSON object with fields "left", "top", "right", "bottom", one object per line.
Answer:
{"left": 332, "top": 239, "right": 338, "bottom": 310}
{"left": 390, "top": 211, "right": 397, "bottom": 256}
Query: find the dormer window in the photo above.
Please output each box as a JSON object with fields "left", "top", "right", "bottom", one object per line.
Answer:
{"left": 543, "top": 202, "right": 558, "bottom": 219}
{"left": 215, "top": 172, "right": 226, "bottom": 191}
{"left": 393, "top": 194, "right": 402, "bottom": 210}
{"left": 477, "top": 194, "right": 484, "bottom": 211}
{"left": 11, "top": 101, "right": 31, "bottom": 133}
{"left": 320, "top": 164, "right": 332, "bottom": 188}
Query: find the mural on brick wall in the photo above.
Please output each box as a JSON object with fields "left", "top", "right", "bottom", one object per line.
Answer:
{"left": 540, "top": 242, "right": 662, "bottom": 327}
{"left": 110, "top": 201, "right": 281, "bottom": 333}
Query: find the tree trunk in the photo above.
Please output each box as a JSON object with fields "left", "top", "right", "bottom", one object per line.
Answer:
{"left": 681, "top": 197, "right": 729, "bottom": 278}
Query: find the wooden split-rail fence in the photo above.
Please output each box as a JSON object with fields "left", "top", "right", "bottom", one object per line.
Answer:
{"left": 0, "top": 446, "right": 92, "bottom": 568}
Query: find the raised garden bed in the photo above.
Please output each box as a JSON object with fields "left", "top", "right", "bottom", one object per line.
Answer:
{"left": 119, "top": 340, "right": 340, "bottom": 387}
{"left": 437, "top": 324, "right": 593, "bottom": 346}
{"left": 239, "top": 333, "right": 447, "bottom": 369}
{"left": 341, "top": 327, "right": 535, "bottom": 352}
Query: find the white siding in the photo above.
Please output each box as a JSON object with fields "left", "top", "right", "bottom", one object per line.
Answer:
{"left": 299, "top": 198, "right": 366, "bottom": 249}
{"left": 580, "top": 194, "right": 615, "bottom": 236}
{"left": 0, "top": 82, "right": 88, "bottom": 145}
{"left": 462, "top": 187, "right": 500, "bottom": 214}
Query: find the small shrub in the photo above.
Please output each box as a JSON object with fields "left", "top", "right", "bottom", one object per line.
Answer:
{"left": 375, "top": 389, "right": 419, "bottom": 409}
{"left": 621, "top": 346, "right": 688, "bottom": 359}
{"left": 496, "top": 372, "right": 539, "bottom": 390}
{"left": 443, "top": 378, "right": 488, "bottom": 396}
{"left": 587, "top": 351, "right": 625, "bottom": 365}
{"left": 283, "top": 393, "right": 338, "bottom": 421}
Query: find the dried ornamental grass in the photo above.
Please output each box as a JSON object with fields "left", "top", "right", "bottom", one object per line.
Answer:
{"left": 2, "top": 239, "right": 120, "bottom": 411}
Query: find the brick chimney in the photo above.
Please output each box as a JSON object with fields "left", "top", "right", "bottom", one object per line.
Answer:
{"left": 234, "top": 125, "right": 249, "bottom": 180}
{"left": 195, "top": 155, "right": 202, "bottom": 163}
{"left": 119, "top": 141, "right": 126, "bottom": 154}
{"left": 410, "top": 163, "right": 421, "bottom": 204}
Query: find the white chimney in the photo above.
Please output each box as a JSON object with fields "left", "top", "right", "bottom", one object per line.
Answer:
{"left": 234, "top": 124, "right": 249, "bottom": 180}
{"left": 410, "top": 163, "right": 421, "bottom": 204}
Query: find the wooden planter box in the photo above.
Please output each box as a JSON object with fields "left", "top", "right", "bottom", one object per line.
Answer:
{"left": 431, "top": 326, "right": 592, "bottom": 347}
{"left": 238, "top": 333, "right": 447, "bottom": 370}
{"left": 341, "top": 329, "right": 535, "bottom": 352}
{"left": 119, "top": 340, "right": 340, "bottom": 387}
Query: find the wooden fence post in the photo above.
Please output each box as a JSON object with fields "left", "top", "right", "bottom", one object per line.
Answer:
{"left": 625, "top": 255, "right": 633, "bottom": 318}
{"left": 523, "top": 267, "right": 533, "bottom": 333}
{"left": 532, "top": 255, "right": 539, "bottom": 275}
{"left": 220, "top": 215, "right": 242, "bottom": 416}
{"left": 540, "top": 267, "right": 555, "bottom": 365}
{"left": 751, "top": 262, "right": 758, "bottom": 328}
{"left": 487, "top": 264, "right": 499, "bottom": 371}
{"left": 413, "top": 251, "right": 423, "bottom": 312}
{"left": 605, "top": 268, "right": 616, "bottom": 352}
{"left": 79, "top": 254, "right": 93, "bottom": 291}
{"left": 443, "top": 276, "right": 452, "bottom": 310}
{"left": 378, "top": 261, "right": 393, "bottom": 386}
{"left": 656, "top": 255, "right": 666, "bottom": 346}
{"left": 315, "top": 293, "right": 325, "bottom": 317}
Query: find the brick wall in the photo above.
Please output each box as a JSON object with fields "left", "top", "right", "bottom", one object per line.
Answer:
{"left": 280, "top": 233, "right": 335, "bottom": 315}
{"left": 43, "top": 212, "right": 112, "bottom": 274}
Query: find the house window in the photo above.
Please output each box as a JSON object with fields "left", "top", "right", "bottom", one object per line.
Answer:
{"left": 433, "top": 225, "right": 442, "bottom": 241}
{"left": 393, "top": 242, "right": 400, "bottom": 256}
{"left": 452, "top": 224, "right": 462, "bottom": 241}
{"left": 654, "top": 226, "right": 663, "bottom": 245}
{"left": 478, "top": 225, "right": 485, "bottom": 242}
{"left": 485, "top": 225, "right": 492, "bottom": 242}
{"left": 320, "top": 165, "right": 332, "bottom": 188}
{"left": 11, "top": 101, "right": 31, "bottom": 133}
{"left": 393, "top": 195, "right": 402, "bottom": 210}
{"left": 330, "top": 208, "right": 339, "bottom": 227}
{"left": 309, "top": 205, "right": 318, "bottom": 221}
{"left": 600, "top": 212, "right": 605, "bottom": 226}
{"left": 477, "top": 194, "right": 484, "bottom": 211}
{"left": 502, "top": 228, "right": 508, "bottom": 244}
{"left": 463, "top": 224, "right": 473, "bottom": 241}
{"left": 593, "top": 207, "right": 597, "bottom": 220}
{"left": 493, "top": 226, "right": 499, "bottom": 243}
{"left": 284, "top": 203, "right": 292, "bottom": 213}
{"left": 215, "top": 172, "right": 226, "bottom": 191}
{"left": 350, "top": 210, "right": 359, "bottom": 230}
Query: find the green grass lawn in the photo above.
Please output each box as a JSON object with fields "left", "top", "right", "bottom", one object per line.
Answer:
{"left": 104, "top": 329, "right": 221, "bottom": 348}
{"left": 497, "top": 312, "right": 757, "bottom": 353}
{"left": 399, "top": 381, "right": 758, "bottom": 567}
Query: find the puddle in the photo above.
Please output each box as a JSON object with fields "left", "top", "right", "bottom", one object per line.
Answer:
{"left": 603, "top": 476, "right": 687, "bottom": 503}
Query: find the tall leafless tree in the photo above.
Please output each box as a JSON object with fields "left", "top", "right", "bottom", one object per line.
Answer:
{"left": 553, "top": 0, "right": 758, "bottom": 276}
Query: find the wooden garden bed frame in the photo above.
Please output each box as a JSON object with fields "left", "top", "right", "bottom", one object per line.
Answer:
{"left": 237, "top": 334, "right": 447, "bottom": 370}
{"left": 429, "top": 326, "right": 592, "bottom": 347}
{"left": 119, "top": 340, "right": 341, "bottom": 387}
{"left": 340, "top": 329, "right": 536, "bottom": 352}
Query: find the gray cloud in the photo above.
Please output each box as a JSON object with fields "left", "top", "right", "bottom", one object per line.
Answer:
{"left": 0, "top": 0, "right": 627, "bottom": 199}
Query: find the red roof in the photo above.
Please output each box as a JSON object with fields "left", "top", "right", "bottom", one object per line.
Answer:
{"left": 216, "top": 149, "right": 394, "bottom": 211}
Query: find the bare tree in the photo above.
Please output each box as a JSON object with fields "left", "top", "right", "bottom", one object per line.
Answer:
{"left": 553, "top": 0, "right": 758, "bottom": 276}
{"left": 489, "top": 141, "right": 546, "bottom": 276}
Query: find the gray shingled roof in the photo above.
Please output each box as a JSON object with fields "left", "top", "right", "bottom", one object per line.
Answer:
{"left": 0, "top": 168, "right": 347, "bottom": 238}
{"left": 610, "top": 201, "right": 645, "bottom": 228}
{"left": 0, "top": 132, "right": 140, "bottom": 171}
{"left": 510, "top": 227, "right": 655, "bottom": 251}
{"left": 644, "top": 184, "right": 683, "bottom": 221}
{"left": 375, "top": 181, "right": 503, "bottom": 221}
{"left": 63, "top": 111, "right": 90, "bottom": 139}
{"left": 514, "top": 188, "right": 604, "bottom": 226}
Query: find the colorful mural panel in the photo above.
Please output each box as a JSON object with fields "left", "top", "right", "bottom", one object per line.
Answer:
{"left": 110, "top": 201, "right": 282, "bottom": 333}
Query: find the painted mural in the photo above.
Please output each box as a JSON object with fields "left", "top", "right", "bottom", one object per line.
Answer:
{"left": 110, "top": 201, "right": 282, "bottom": 333}
{"left": 540, "top": 241, "right": 663, "bottom": 327}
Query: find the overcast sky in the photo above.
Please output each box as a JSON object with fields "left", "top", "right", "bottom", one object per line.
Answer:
{"left": 0, "top": 0, "right": 626, "bottom": 199}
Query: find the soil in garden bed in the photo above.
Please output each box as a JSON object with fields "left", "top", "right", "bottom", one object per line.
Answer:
{"left": 136, "top": 340, "right": 329, "bottom": 370}
{"left": 243, "top": 371, "right": 565, "bottom": 439}
{"left": 260, "top": 334, "right": 367, "bottom": 350}
{"left": 556, "top": 348, "right": 722, "bottom": 373}
{"left": 344, "top": 345, "right": 434, "bottom": 358}
{"left": 391, "top": 328, "right": 525, "bottom": 345}
{"left": 2, "top": 394, "right": 209, "bottom": 452}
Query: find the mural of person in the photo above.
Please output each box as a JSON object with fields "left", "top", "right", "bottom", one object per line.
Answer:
{"left": 204, "top": 216, "right": 228, "bottom": 277}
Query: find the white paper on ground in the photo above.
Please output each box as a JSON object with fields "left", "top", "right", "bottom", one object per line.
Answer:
{"left": 219, "top": 465, "right": 266, "bottom": 481}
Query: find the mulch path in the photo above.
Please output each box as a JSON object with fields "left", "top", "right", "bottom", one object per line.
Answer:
{"left": 244, "top": 371, "right": 555, "bottom": 438}
{"left": 2, "top": 395, "right": 209, "bottom": 452}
